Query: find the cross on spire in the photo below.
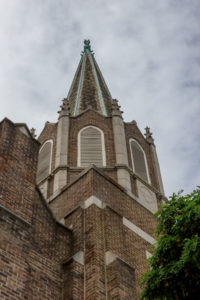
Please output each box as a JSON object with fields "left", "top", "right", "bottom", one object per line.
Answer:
{"left": 82, "top": 39, "right": 94, "bottom": 54}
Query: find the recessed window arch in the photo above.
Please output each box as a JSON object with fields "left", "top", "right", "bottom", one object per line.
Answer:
{"left": 78, "top": 126, "right": 106, "bottom": 167}
{"left": 36, "top": 139, "right": 53, "bottom": 183}
{"left": 129, "top": 139, "right": 150, "bottom": 183}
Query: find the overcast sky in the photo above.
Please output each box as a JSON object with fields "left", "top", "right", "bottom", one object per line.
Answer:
{"left": 0, "top": 0, "right": 200, "bottom": 197}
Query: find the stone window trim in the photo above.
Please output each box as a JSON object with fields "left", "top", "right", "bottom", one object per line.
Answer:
{"left": 77, "top": 125, "right": 106, "bottom": 167}
{"left": 129, "top": 138, "right": 151, "bottom": 184}
{"left": 37, "top": 139, "right": 53, "bottom": 183}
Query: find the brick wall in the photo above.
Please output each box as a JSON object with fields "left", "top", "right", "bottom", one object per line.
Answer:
{"left": 0, "top": 192, "right": 72, "bottom": 300}
{"left": 63, "top": 260, "right": 84, "bottom": 300}
{"left": 0, "top": 119, "right": 39, "bottom": 224}
{"left": 107, "top": 259, "right": 136, "bottom": 299}
{"left": 105, "top": 206, "right": 150, "bottom": 298}
{"left": 50, "top": 169, "right": 93, "bottom": 220}
{"left": 50, "top": 167, "right": 157, "bottom": 235}
{"left": 49, "top": 166, "right": 156, "bottom": 299}
{"left": 0, "top": 118, "right": 72, "bottom": 300}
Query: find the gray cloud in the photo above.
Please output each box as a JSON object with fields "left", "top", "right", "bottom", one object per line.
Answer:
{"left": 0, "top": 0, "right": 200, "bottom": 197}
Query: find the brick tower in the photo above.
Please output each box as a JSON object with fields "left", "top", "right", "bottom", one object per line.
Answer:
{"left": 0, "top": 40, "right": 165, "bottom": 299}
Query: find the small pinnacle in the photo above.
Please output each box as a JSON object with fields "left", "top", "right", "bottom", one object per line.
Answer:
{"left": 131, "top": 120, "right": 137, "bottom": 125}
{"left": 145, "top": 126, "right": 154, "bottom": 144}
{"left": 30, "top": 128, "right": 36, "bottom": 138}
{"left": 58, "top": 98, "right": 71, "bottom": 117}
{"left": 111, "top": 99, "right": 123, "bottom": 116}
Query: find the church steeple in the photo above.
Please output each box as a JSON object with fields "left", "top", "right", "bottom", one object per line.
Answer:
{"left": 1, "top": 39, "right": 166, "bottom": 300}
{"left": 66, "top": 40, "right": 112, "bottom": 116}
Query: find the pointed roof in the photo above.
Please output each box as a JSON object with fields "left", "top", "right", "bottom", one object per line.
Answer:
{"left": 66, "top": 40, "right": 113, "bottom": 117}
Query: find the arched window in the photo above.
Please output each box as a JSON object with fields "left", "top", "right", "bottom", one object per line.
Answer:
{"left": 36, "top": 140, "right": 53, "bottom": 183}
{"left": 129, "top": 139, "right": 150, "bottom": 183}
{"left": 78, "top": 126, "right": 106, "bottom": 167}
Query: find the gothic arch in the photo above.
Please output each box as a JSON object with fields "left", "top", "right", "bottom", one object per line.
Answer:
{"left": 36, "top": 139, "right": 53, "bottom": 183}
{"left": 129, "top": 138, "right": 150, "bottom": 183}
{"left": 78, "top": 126, "right": 106, "bottom": 167}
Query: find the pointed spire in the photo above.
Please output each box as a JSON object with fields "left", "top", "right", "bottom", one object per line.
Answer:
{"left": 66, "top": 40, "right": 113, "bottom": 117}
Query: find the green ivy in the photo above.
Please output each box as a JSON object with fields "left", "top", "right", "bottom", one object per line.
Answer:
{"left": 140, "top": 187, "right": 200, "bottom": 300}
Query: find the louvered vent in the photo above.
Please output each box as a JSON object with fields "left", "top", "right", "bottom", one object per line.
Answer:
{"left": 80, "top": 127, "right": 104, "bottom": 167}
{"left": 130, "top": 140, "right": 148, "bottom": 182}
{"left": 36, "top": 141, "right": 52, "bottom": 183}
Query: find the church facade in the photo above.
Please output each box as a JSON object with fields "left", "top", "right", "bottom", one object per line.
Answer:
{"left": 0, "top": 40, "right": 165, "bottom": 299}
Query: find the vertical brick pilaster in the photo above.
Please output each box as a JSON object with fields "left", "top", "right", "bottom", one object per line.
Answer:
{"left": 85, "top": 205, "right": 106, "bottom": 299}
{"left": 63, "top": 260, "right": 84, "bottom": 300}
{"left": 107, "top": 259, "right": 136, "bottom": 299}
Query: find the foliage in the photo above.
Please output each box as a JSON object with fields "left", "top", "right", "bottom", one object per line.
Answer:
{"left": 141, "top": 188, "right": 200, "bottom": 300}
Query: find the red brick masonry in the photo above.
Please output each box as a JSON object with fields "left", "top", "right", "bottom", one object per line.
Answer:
{"left": 0, "top": 118, "right": 156, "bottom": 299}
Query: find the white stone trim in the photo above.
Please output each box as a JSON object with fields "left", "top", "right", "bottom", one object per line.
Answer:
{"left": 105, "top": 251, "right": 134, "bottom": 270}
{"left": 68, "top": 223, "right": 73, "bottom": 230}
{"left": 81, "top": 195, "right": 106, "bottom": 209}
{"left": 18, "top": 126, "right": 30, "bottom": 137}
{"left": 38, "top": 180, "right": 48, "bottom": 199}
{"left": 105, "top": 251, "right": 117, "bottom": 265}
{"left": 55, "top": 115, "right": 69, "bottom": 168}
{"left": 137, "top": 180, "right": 158, "bottom": 213}
{"left": 112, "top": 116, "right": 129, "bottom": 165}
{"left": 129, "top": 138, "right": 151, "bottom": 184}
{"left": 150, "top": 144, "right": 165, "bottom": 194}
{"left": 146, "top": 250, "right": 152, "bottom": 259}
{"left": 123, "top": 217, "right": 155, "bottom": 245}
{"left": 77, "top": 125, "right": 106, "bottom": 167}
{"left": 73, "top": 251, "right": 84, "bottom": 265}
{"left": 59, "top": 218, "right": 65, "bottom": 225}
